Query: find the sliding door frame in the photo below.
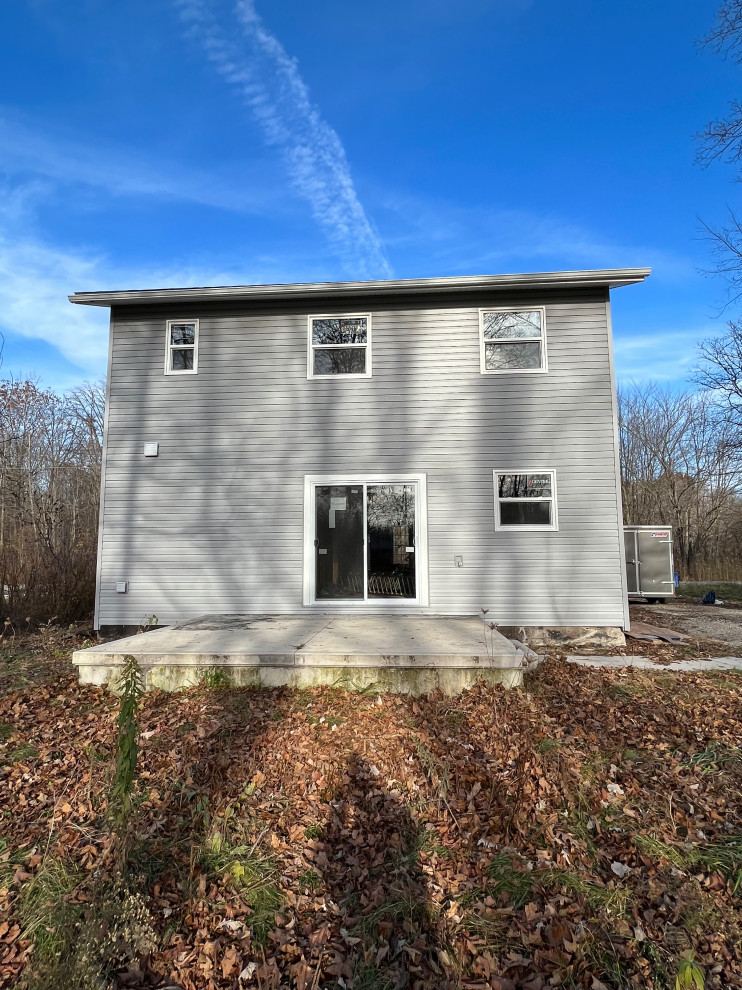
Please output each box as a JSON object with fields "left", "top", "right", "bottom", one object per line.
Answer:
{"left": 303, "top": 473, "right": 429, "bottom": 608}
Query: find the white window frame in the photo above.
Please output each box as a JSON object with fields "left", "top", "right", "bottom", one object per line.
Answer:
{"left": 493, "top": 469, "right": 558, "bottom": 531}
{"left": 479, "top": 307, "right": 547, "bottom": 375}
{"left": 164, "top": 319, "right": 199, "bottom": 376}
{"left": 303, "top": 473, "right": 428, "bottom": 607}
{"left": 307, "top": 313, "right": 372, "bottom": 380}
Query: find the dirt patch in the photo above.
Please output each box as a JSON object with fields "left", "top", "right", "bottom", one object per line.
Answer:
{"left": 636, "top": 601, "right": 742, "bottom": 650}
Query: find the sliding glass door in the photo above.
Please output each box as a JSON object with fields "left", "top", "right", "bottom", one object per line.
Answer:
{"left": 366, "top": 484, "right": 416, "bottom": 598}
{"left": 310, "top": 479, "right": 422, "bottom": 603}
{"left": 315, "top": 485, "right": 364, "bottom": 599}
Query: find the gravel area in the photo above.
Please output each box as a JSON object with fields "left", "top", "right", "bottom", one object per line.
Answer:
{"left": 635, "top": 600, "right": 742, "bottom": 648}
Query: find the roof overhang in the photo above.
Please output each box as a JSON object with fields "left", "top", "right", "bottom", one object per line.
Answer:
{"left": 68, "top": 268, "right": 651, "bottom": 308}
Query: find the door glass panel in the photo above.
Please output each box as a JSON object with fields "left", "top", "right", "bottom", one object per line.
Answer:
{"left": 367, "top": 484, "right": 416, "bottom": 599}
{"left": 315, "top": 486, "right": 364, "bottom": 599}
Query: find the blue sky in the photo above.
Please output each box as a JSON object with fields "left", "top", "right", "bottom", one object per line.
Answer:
{"left": 0, "top": 0, "right": 738, "bottom": 389}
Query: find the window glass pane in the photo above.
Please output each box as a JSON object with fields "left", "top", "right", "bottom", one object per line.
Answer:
{"left": 485, "top": 340, "right": 541, "bottom": 370}
{"left": 483, "top": 310, "right": 541, "bottom": 340}
{"left": 171, "top": 348, "right": 194, "bottom": 370}
{"left": 314, "top": 347, "right": 366, "bottom": 375}
{"left": 499, "top": 474, "right": 552, "bottom": 498}
{"left": 312, "top": 317, "right": 367, "bottom": 345}
{"left": 170, "top": 323, "right": 196, "bottom": 345}
{"left": 500, "top": 501, "right": 552, "bottom": 526}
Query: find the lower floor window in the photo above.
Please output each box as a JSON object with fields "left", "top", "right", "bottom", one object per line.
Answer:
{"left": 494, "top": 471, "right": 557, "bottom": 530}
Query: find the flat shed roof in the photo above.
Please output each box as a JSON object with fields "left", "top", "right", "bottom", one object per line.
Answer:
{"left": 69, "top": 267, "right": 651, "bottom": 308}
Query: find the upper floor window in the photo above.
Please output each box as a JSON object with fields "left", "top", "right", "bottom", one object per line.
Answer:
{"left": 494, "top": 471, "right": 557, "bottom": 530}
{"left": 165, "top": 320, "right": 198, "bottom": 375}
{"left": 480, "top": 308, "right": 546, "bottom": 373}
{"left": 308, "top": 315, "right": 371, "bottom": 379}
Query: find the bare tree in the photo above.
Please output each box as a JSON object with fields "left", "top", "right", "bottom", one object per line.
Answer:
{"left": 695, "top": 319, "right": 742, "bottom": 432}
{"left": 0, "top": 378, "right": 105, "bottom": 626}
{"left": 697, "top": 3, "right": 742, "bottom": 301}
{"left": 619, "top": 382, "right": 742, "bottom": 576}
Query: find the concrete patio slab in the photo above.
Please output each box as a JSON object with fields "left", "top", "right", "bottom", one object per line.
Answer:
{"left": 73, "top": 614, "right": 526, "bottom": 695}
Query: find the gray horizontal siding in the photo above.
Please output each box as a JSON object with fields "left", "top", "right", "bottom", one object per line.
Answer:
{"left": 96, "top": 289, "right": 627, "bottom": 628}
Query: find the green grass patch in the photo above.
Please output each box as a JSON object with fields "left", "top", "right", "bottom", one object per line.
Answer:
{"left": 605, "top": 681, "right": 643, "bottom": 702}
{"left": 462, "top": 910, "right": 513, "bottom": 952}
{"left": 678, "top": 582, "right": 742, "bottom": 603}
{"left": 298, "top": 869, "right": 322, "bottom": 893}
{"left": 558, "top": 801, "right": 599, "bottom": 859}
{"left": 199, "top": 832, "right": 283, "bottom": 947}
{"left": 575, "top": 924, "right": 636, "bottom": 988}
{"left": 623, "top": 747, "right": 647, "bottom": 762}
{"left": 354, "top": 878, "right": 429, "bottom": 933}
{"left": 683, "top": 743, "right": 742, "bottom": 774}
{"left": 538, "top": 867, "right": 630, "bottom": 916}
{"left": 461, "top": 853, "right": 534, "bottom": 910}
{"left": 3, "top": 742, "right": 39, "bottom": 764}
{"left": 578, "top": 752, "right": 610, "bottom": 783}
{"left": 350, "top": 960, "right": 396, "bottom": 990}
{"left": 18, "top": 862, "right": 158, "bottom": 990}
{"left": 636, "top": 834, "right": 742, "bottom": 894}
{"left": 701, "top": 671, "right": 742, "bottom": 690}
{"left": 437, "top": 706, "right": 466, "bottom": 729}
{"left": 413, "top": 738, "right": 450, "bottom": 799}
{"left": 198, "top": 667, "right": 233, "bottom": 689}
{"left": 537, "top": 737, "right": 560, "bottom": 754}
{"left": 0, "top": 722, "right": 12, "bottom": 741}
{"left": 640, "top": 939, "right": 673, "bottom": 990}
{"left": 0, "top": 837, "right": 28, "bottom": 888}
{"left": 18, "top": 857, "right": 83, "bottom": 962}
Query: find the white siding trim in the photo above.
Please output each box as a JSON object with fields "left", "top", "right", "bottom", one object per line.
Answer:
{"left": 307, "top": 313, "right": 372, "bottom": 380}
{"left": 164, "top": 319, "right": 199, "bottom": 375}
{"left": 303, "top": 473, "right": 429, "bottom": 607}
{"left": 493, "top": 469, "right": 559, "bottom": 531}
{"left": 479, "top": 306, "right": 548, "bottom": 374}
{"left": 94, "top": 311, "right": 115, "bottom": 630}
{"left": 605, "top": 299, "right": 631, "bottom": 631}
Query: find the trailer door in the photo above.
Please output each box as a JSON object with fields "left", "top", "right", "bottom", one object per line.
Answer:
{"left": 637, "top": 529, "right": 673, "bottom": 597}
{"left": 624, "top": 530, "right": 639, "bottom": 594}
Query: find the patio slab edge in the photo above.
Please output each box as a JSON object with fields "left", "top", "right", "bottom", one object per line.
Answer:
{"left": 74, "top": 658, "right": 525, "bottom": 695}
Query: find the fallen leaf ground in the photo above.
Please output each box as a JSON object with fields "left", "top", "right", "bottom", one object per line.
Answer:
{"left": 1, "top": 629, "right": 742, "bottom": 989}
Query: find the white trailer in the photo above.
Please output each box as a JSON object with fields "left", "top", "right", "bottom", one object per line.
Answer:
{"left": 624, "top": 525, "right": 675, "bottom": 603}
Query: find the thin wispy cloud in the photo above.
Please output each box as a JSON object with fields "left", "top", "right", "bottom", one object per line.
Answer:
{"left": 378, "top": 193, "right": 695, "bottom": 281}
{"left": 174, "top": 0, "right": 392, "bottom": 279}
{"left": 0, "top": 112, "right": 283, "bottom": 217}
{"left": 0, "top": 231, "right": 314, "bottom": 384}
{"left": 612, "top": 328, "right": 710, "bottom": 384}
{"left": 0, "top": 235, "right": 110, "bottom": 377}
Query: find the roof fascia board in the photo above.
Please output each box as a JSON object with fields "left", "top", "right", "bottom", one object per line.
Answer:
{"left": 68, "top": 268, "right": 651, "bottom": 308}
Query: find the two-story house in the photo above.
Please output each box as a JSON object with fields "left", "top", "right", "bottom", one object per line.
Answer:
{"left": 70, "top": 268, "right": 648, "bottom": 641}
